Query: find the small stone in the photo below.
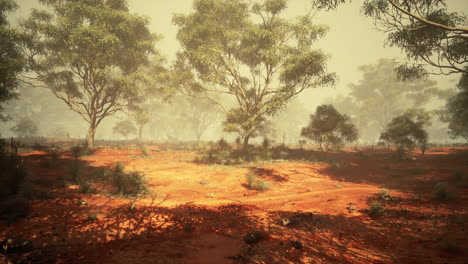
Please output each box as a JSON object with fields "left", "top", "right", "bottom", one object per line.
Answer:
{"left": 244, "top": 231, "right": 266, "bottom": 244}
{"left": 281, "top": 217, "right": 291, "bottom": 226}
{"left": 291, "top": 240, "right": 303, "bottom": 249}
{"left": 348, "top": 204, "right": 356, "bottom": 211}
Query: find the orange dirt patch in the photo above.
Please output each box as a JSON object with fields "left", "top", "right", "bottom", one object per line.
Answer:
{"left": 1, "top": 147, "right": 467, "bottom": 263}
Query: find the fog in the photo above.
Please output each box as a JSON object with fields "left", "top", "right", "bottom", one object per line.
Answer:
{"left": 1, "top": 0, "right": 467, "bottom": 144}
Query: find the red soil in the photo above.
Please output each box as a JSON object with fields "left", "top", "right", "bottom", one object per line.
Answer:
{"left": 1, "top": 147, "right": 467, "bottom": 263}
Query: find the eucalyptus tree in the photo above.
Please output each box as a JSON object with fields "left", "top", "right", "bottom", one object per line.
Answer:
{"left": 174, "top": 0, "right": 335, "bottom": 147}
{"left": 0, "top": 0, "right": 25, "bottom": 121}
{"left": 301, "top": 104, "right": 358, "bottom": 151}
{"left": 20, "top": 0, "right": 155, "bottom": 147}
{"left": 125, "top": 57, "right": 173, "bottom": 141}
{"left": 311, "top": 0, "right": 468, "bottom": 80}
{"left": 439, "top": 69, "right": 468, "bottom": 141}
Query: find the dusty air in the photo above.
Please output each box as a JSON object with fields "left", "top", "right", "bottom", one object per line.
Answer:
{"left": 1, "top": 0, "right": 467, "bottom": 263}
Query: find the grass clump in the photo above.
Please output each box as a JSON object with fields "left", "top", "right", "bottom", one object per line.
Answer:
{"left": 140, "top": 145, "right": 149, "bottom": 157}
{"left": 246, "top": 172, "right": 271, "bottom": 191}
{"left": 433, "top": 182, "right": 457, "bottom": 201}
{"left": 86, "top": 211, "right": 98, "bottom": 222}
{"left": 111, "top": 162, "right": 148, "bottom": 196}
{"left": 368, "top": 201, "right": 385, "bottom": 215}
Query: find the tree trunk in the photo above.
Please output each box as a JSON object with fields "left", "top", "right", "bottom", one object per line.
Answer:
{"left": 243, "top": 135, "right": 250, "bottom": 148}
{"left": 87, "top": 126, "right": 96, "bottom": 148}
{"left": 138, "top": 125, "right": 144, "bottom": 142}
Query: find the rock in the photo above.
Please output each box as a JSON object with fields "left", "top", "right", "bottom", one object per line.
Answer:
{"left": 244, "top": 231, "right": 266, "bottom": 244}
{"left": 281, "top": 217, "right": 292, "bottom": 226}
{"left": 1, "top": 238, "right": 33, "bottom": 254}
{"left": 347, "top": 204, "right": 356, "bottom": 211}
{"left": 290, "top": 240, "right": 303, "bottom": 249}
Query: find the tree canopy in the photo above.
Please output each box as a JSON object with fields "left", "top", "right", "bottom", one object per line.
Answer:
{"left": 380, "top": 109, "right": 430, "bottom": 159}
{"left": 301, "top": 104, "right": 358, "bottom": 151}
{"left": 0, "top": 0, "right": 25, "bottom": 121}
{"left": 439, "top": 69, "right": 468, "bottom": 141}
{"left": 311, "top": 0, "right": 468, "bottom": 80}
{"left": 20, "top": 0, "right": 156, "bottom": 147}
{"left": 174, "top": 0, "right": 336, "bottom": 146}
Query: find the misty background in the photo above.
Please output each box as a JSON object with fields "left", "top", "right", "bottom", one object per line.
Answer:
{"left": 1, "top": 0, "right": 467, "bottom": 145}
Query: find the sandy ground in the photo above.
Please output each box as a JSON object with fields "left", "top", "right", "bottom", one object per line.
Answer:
{"left": 1, "top": 147, "right": 467, "bottom": 263}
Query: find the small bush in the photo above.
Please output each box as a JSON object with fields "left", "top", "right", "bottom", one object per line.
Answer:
{"left": 369, "top": 201, "right": 385, "bottom": 215}
{"left": 79, "top": 181, "right": 96, "bottom": 194}
{"left": 433, "top": 182, "right": 457, "bottom": 201}
{"left": 86, "top": 211, "right": 98, "bottom": 222}
{"left": 246, "top": 172, "right": 271, "bottom": 191}
{"left": 246, "top": 172, "right": 256, "bottom": 190}
{"left": 111, "top": 162, "right": 148, "bottom": 196}
{"left": 140, "top": 145, "right": 149, "bottom": 157}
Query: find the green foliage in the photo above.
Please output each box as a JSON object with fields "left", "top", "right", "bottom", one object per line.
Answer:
{"left": 246, "top": 172, "right": 256, "bottom": 190}
{"left": 312, "top": 0, "right": 468, "bottom": 78}
{"left": 21, "top": 0, "right": 155, "bottom": 147}
{"left": 433, "top": 182, "right": 457, "bottom": 201}
{"left": 140, "top": 145, "right": 149, "bottom": 157}
{"left": 301, "top": 104, "right": 358, "bottom": 151}
{"left": 380, "top": 109, "right": 429, "bottom": 160}
{"left": 369, "top": 201, "right": 384, "bottom": 215}
{"left": 174, "top": 0, "right": 335, "bottom": 145}
{"left": 111, "top": 162, "right": 148, "bottom": 196}
{"left": 439, "top": 71, "right": 468, "bottom": 142}
{"left": 0, "top": 0, "right": 25, "bottom": 121}
{"left": 246, "top": 171, "right": 271, "bottom": 191}
{"left": 69, "top": 159, "right": 81, "bottom": 182}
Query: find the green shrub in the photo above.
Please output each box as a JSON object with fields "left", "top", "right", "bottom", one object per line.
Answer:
{"left": 86, "top": 211, "right": 98, "bottom": 222}
{"left": 79, "top": 180, "right": 96, "bottom": 194}
{"left": 140, "top": 145, "right": 149, "bottom": 157}
{"left": 369, "top": 201, "right": 385, "bottom": 215}
{"left": 246, "top": 172, "right": 271, "bottom": 191}
{"left": 111, "top": 162, "right": 148, "bottom": 196}
{"left": 433, "top": 183, "right": 457, "bottom": 201}
{"left": 246, "top": 172, "right": 256, "bottom": 190}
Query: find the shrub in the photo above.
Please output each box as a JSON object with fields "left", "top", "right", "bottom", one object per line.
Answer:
{"left": 433, "top": 182, "right": 457, "bottom": 201}
{"left": 111, "top": 162, "right": 148, "bottom": 196}
{"left": 452, "top": 171, "right": 464, "bottom": 182}
{"left": 140, "top": 145, "right": 149, "bottom": 157}
{"left": 246, "top": 172, "right": 256, "bottom": 190}
{"left": 86, "top": 211, "right": 98, "bottom": 222}
{"left": 369, "top": 201, "right": 385, "bottom": 215}
{"left": 246, "top": 172, "right": 271, "bottom": 191}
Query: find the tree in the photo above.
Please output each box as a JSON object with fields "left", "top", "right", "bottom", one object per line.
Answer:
{"left": 311, "top": 0, "right": 468, "bottom": 80}
{"left": 174, "top": 0, "right": 335, "bottom": 147}
{"left": 330, "top": 58, "right": 441, "bottom": 143}
{"left": 380, "top": 109, "right": 430, "bottom": 159}
{"left": 301, "top": 104, "right": 358, "bottom": 151}
{"left": 20, "top": 0, "right": 155, "bottom": 147}
{"left": 0, "top": 0, "right": 25, "bottom": 121}
{"left": 112, "top": 120, "right": 136, "bottom": 140}
{"left": 439, "top": 69, "right": 468, "bottom": 141}
{"left": 186, "top": 97, "right": 221, "bottom": 144}
{"left": 11, "top": 117, "right": 38, "bottom": 137}
{"left": 125, "top": 57, "right": 172, "bottom": 142}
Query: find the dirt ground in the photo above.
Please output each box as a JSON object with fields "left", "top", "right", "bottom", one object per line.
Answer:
{"left": 1, "top": 146, "right": 467, "bottom": 264}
